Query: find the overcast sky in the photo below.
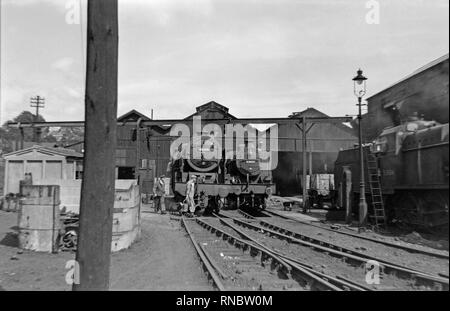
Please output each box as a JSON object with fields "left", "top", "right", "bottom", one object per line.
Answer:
{"left": 0, "top": 0, "right": 448, "bottom": 123}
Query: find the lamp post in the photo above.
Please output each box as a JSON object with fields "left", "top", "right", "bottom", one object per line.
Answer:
{"left": 352, "top": 69, "right": 368, "bottom": 228}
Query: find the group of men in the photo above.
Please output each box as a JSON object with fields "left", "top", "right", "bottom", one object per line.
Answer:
{"left": 153, "top": 174, "right": 198, "bottom": 216}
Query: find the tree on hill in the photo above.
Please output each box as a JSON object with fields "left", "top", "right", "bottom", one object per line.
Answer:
{"left": 0, "top": 111, "right": 58, "bottom": 153}
{"left": 48, "top": 127, "right": 84, "bottom": 146}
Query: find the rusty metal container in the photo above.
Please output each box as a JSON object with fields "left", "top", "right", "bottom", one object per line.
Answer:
{"left": 18, "top": 185, "right": 60, "bottom": 252}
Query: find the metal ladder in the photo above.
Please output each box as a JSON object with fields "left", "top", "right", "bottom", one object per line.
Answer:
{"left": 366, "top": 152, "right": 386, "bottom": 229}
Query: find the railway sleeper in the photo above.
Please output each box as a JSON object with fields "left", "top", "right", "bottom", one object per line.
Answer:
{"left": 216, "top": 218, "right": 343, "bottom": 291}
{"left": 197, "top": 218, "right": 341, "bottom": 290}
{"left": 257, "top": 219, "right": 446, "bottom": 273}
{"left": 262, "top": 210, "right": 449, "bottom": 259}
{"left": 230, "top": 217, "right": 449, "bottom": 290}
{"left": 196, "top": 219, "right": 292, "bottom": 280}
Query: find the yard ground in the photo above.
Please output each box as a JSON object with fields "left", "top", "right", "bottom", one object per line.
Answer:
{"left": 0, "top": 209, "right": 212, "bottom": 291}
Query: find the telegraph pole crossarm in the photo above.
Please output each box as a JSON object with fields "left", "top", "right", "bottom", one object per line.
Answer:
{"left": 30, "top": 95, "right": 45, "bottom": 142}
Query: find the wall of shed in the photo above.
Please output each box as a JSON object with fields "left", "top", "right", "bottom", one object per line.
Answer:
{"left": 0, "top": 158, "right": 5, "bottom": 196}
{"left": 3, "top": 149, "right": 81, "bottom": 195}
{"left": 274, "top": 121, "right": 357, "bottom": 196}
{"left": 365, "top": 58, "right": 449, "bottom": 141}
{"left": 4, "top": 158, "right": 65, "bottom": 195}
{"left": 33, "top": 179, "right": 81, "bottom": 213}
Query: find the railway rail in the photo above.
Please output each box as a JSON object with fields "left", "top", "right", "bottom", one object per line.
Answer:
{"left": 217, "top": 210, "right": 449, "bottom": 291}
{"left": 182, "top": 216, "right": 367, "bottom": 291}
{"left": 236, "top": 208, "right": 449, "bottom": 277}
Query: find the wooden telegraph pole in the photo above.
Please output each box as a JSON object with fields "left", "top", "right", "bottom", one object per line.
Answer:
{"left": 301, "top": 115, "right": 309, "bottom": 213}
{"left": 30, "top": 95, "right": 45, "bottom": 142}
{"left": 73, "top": 0, "right": 118, "bottom": 291}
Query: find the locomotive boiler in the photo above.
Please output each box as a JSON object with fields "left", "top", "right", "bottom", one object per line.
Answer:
{"left": 171, "top": 148, "right": 275, "bottom": 214}
{"left": 334, "top": 119, "right": 449, "bottom": 229}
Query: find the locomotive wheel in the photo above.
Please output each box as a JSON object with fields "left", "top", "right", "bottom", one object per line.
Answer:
{"left": 421, "top": 192, "right": 449, "bottom": 229}
{"left": 393, "top": 191, "right": 423, "bottom": 227}
{"left": 194, "top": 207, "right": 205, "bottom": 217}
{"left": 256, "top": 197, "right": 266, "bottom": 210}
{"left": 215, "top": 196, "right": 225, "bottom": 213}
{"left": 261, "top": 198, "right": 269, "bottom": 210}
{"left": 201, "top": 198, "right": 217, "bottom": 215}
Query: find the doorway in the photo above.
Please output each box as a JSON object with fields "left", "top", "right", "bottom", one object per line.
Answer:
{"left": 117, "top": 166, "right": 135, "bottom": 179}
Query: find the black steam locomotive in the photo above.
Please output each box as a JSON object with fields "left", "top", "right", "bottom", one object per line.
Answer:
{"left": 334, "top": 119, "right": 449, "bottom": 229}
{"left": 171, "top": 153, "right": 275, "bottom": 215}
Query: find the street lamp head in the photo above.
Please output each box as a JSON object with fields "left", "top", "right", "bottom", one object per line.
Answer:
{"left": 353, "top": 69, "right": 367, "bottom": 98}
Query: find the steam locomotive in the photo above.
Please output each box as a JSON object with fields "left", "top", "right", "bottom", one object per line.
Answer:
{"left": 170, "top": 149, "right": 275, "bottom": 214}
{"left": 334, "top": 119, "right": 449, "bottom": 229}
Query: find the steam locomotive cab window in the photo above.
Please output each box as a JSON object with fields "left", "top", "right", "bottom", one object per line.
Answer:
{"left": 371, "top": 136, "right": 388, "bottom": 154}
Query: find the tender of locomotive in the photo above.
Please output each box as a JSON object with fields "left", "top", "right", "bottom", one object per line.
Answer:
{"left": 334, "top": 119, "right": 449, "bottom": 229}
{"left": 171, "top": 153, "right": 275, "bottom": 214}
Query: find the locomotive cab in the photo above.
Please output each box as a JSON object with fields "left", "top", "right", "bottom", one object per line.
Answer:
{"left": 335, "top": 118, "right": 449, "bottom": 230}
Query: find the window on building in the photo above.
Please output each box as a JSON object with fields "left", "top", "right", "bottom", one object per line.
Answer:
{"left": 75, "top": 161, "right": 83, "bottom": 179}
{"left": 118, "top": 167, "right": 135, "bottom": 179}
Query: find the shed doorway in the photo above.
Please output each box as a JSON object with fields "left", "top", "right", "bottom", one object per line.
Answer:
{"left": 117, "top": 166, "right": 135, "bottom": 179}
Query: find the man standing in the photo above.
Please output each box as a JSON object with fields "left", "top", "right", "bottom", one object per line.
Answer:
{"left": 153, "top": 175, "right": 166, "bottom": 214}
{"left": 185, "top": 175, "right": 197, "bottom": 216}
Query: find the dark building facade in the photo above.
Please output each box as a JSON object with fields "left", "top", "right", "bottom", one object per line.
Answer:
{"left": 116, "top": 110, "right": 151, "bottom": 180}
{"left": 362, "top": 53, "right": 449, "bottom": 141}
{"left": 116, "top": 102, "right": 357, "bottom": 197}
{"left": 275, "top": 108, "right": 357, "bottom": 195}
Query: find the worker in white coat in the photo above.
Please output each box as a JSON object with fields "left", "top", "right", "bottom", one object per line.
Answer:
{"left": 185, "top": 175, "right": 197, "bottom": 215}
{"left": 153, "top": 175, "right": 166, "bottom": 214}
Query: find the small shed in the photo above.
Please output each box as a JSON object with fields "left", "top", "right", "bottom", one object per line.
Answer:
{"left": 2, "top": 145, "right": 83, "bottom": 195}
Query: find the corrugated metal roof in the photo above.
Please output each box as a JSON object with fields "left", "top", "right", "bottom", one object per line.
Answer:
{"left": 42, "top": 146, "right": 83, "bottom": 158}
{"left": 289, "top": 107, "right": 326, "bottom": 118}
{"left": 117, "top": 109, "right": 150, "bottom": 122}
{"left": 289, "top": 107, "right": 356, "bottom": 136}
{"left": 184, "top": 101, "right": 237, "bottom": 120}
{"left": 3, "top": 145, "right": 83, "bottom": 158}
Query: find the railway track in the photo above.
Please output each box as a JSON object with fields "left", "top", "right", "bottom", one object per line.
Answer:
{"left": 217, "top": 210, "right": 449, "bottom": 291}
{"left": 263, "top": 209, "right": 449, "bottom": 260}
{"left": 236, "top": 209, "right": 449, "bottom": 277}
{"left": 181, "top": 216, "right": 368, "bottom": 291}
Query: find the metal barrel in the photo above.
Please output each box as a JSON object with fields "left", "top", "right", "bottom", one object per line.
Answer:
{"left": 18, "top": 185, "right": 61, "bottom": 252}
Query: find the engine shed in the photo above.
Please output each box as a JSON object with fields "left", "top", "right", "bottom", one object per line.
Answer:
{"left": 116, "top": 101, "right": 357, "bottom": 197}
